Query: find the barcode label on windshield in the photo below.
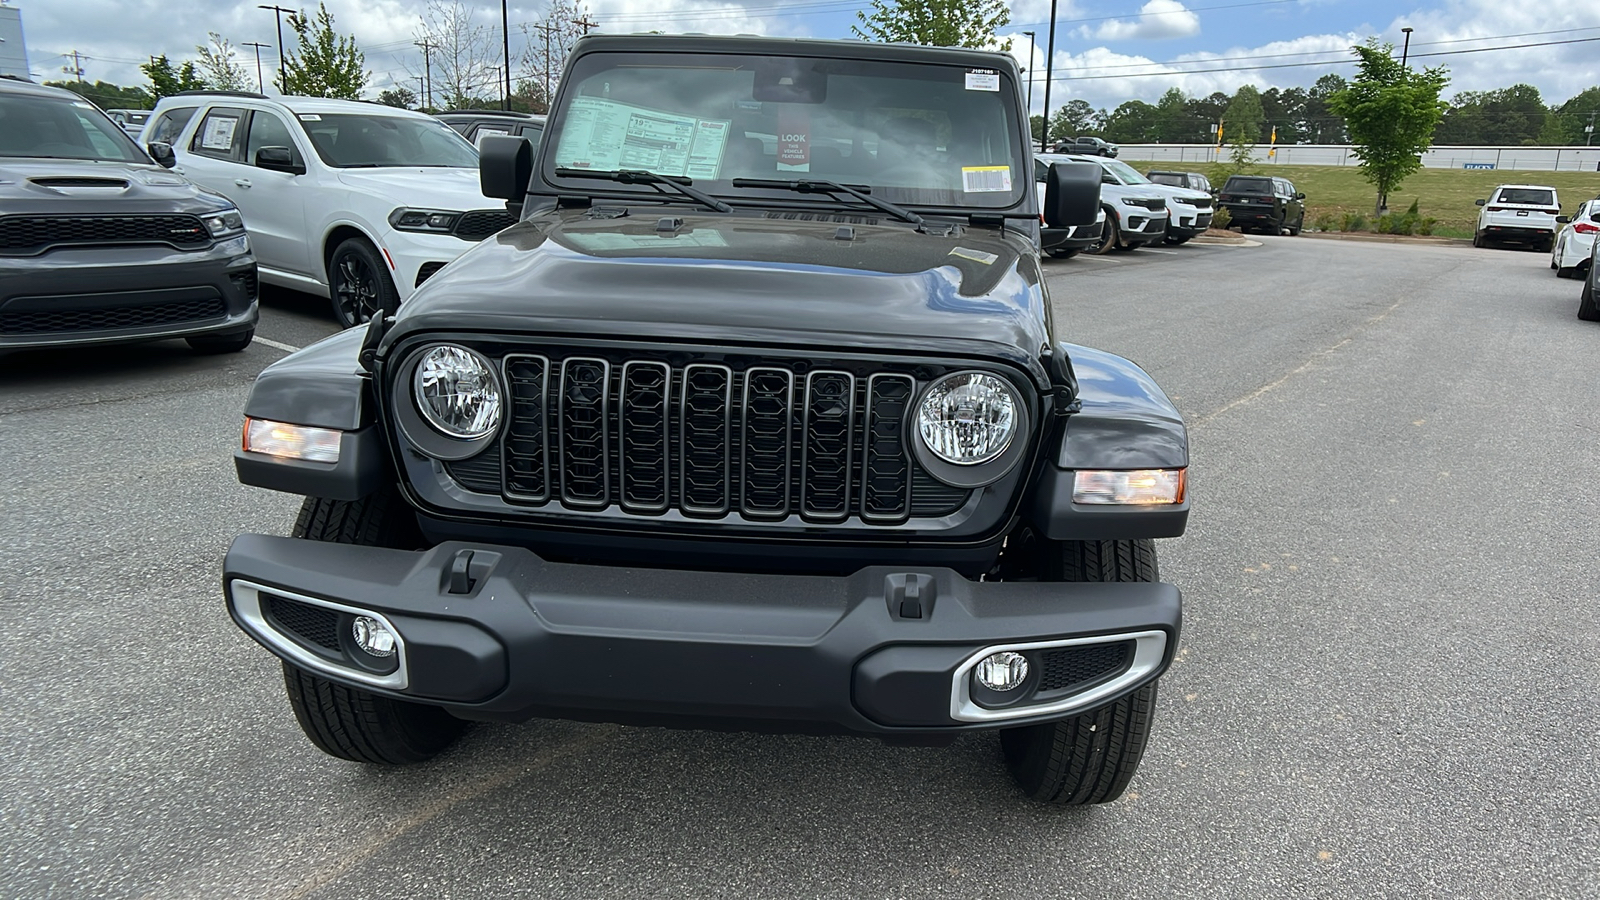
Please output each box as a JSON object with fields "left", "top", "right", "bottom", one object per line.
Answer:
{"left": 961, "top": 166, "right": 1012, "bottom": 193}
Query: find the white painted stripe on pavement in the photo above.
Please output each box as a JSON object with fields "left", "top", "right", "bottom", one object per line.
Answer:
{"left": 1071, "top": 254, "right": 1119, "bottom": 262}
{"left": 255, "top": 336, "right": 301, "bottom": 353}
{"left": 1138, "top": 248, "right": 1179, "bottom": 255}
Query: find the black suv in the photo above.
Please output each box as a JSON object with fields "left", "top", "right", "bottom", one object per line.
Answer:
{"left": 223, "top": 35, "right": 1189, "bottom": 805}
{"left": 0, "top": 78, "right": 258, "bottom": 352}
{"left": 1218, "top": 175, "right": 1304, "bottom": 235}
{"left": 1146, "top": 170, "right": 1212, "bottom": 194}
{"left": 436, "top": 109, "right": 547, "bottom": 147}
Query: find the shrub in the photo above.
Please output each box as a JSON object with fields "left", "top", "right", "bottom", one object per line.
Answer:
{"left": 1342, "top": 212, "right": 1367, "bottom": 232}
{"left": 1375, "top": 213, "right": 1395, "bottom": 234}
{"left": 1418, "top": 217, "right": 1437, "bottom": 236}
{"left": 1313, "top": 213, "right": 1337, "bottom": 232}
{"left": 1211, "top": 207, "right": 1231, "bottom": 230}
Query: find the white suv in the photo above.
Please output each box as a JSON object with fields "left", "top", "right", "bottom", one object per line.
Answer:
{"left": 1041, "top": 153, "right": 1169, "bottom": 253}
{"left": 141, "top": 91, "right": 507, "bottom": 327}
{"left": 1474, "top": 184, "right": 1560, "bottom": 252}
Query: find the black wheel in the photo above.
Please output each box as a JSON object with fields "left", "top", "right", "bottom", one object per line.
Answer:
{"left": 280, "top": 490, "right": 468, "bottom": 764}
{"left": 1287, "top": 213, "right": 1304, "bottom": 236}
{"left": 1473, "top": 230, "right": 1486, "bottom": 248}
{"left": 328, "top": 237, "right": 399, "bottom": 329}
{"left": 1163, "top": 234, "right": 1190, "bottom": 246}
{"left": 1091, "top": 213, "right": 1120, "bottom": 255}
{"left": 1579, "top": 277, "right": 1600, "bottom": 321}
{"left": 186, "top": 328, "right": 254, "bottom": 354}
{"left": 999, "top": 539, "right": 1163, "bottom": 805}
{"left": 1557, "top": 265, "right": 1579, "bottom": 279}
{"left": 1270, "top": 213, "right": 1286, "bottom": 235}
{"left": 1047, "top": 247, "right": 1081, "bottom": 259}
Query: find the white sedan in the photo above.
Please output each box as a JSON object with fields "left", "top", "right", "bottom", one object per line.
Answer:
{"left": 1552, "top": 198, "right": 1599, "bottom": 279}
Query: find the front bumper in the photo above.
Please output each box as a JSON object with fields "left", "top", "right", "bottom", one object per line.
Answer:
{"left": 377, "top": 227, "right": 476, "bottom": 301}
{"left": 0, "top": 240, "right": 257, "bottom": 349}
{"left": 1168, "top": 208, "right": 1213, "bottom": 237}
{"left": 224, "top": 534, "right": 1181, "bottom": 736}
{"left": 1042, "top": 219, "right": 1105, "bottom": 252}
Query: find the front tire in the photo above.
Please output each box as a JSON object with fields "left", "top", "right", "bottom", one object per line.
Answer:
{"left": 1287, "top": 213, "right": 1304, "bottom": 236}
{"left": 1047, "top": 247, "right": 1081, "bottom": 259}
{"left": 1579, "top": 277, "right": 1600, "bottom": 321}
{"left": 999, "top": 539, "right": 1163, "bottom": 805}
{"left": 281, "top": 490, "right": 469, "bottom": 764}
{"left": 329, "top": 237, "right": 399, "bottom": 329}
{"left": 1091, "top": 213, "right": 1120, "bottom": 255}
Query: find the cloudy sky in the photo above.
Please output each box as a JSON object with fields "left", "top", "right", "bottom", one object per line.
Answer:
{"left": 14, "top": 0, "right": 1600, "bottom": 114}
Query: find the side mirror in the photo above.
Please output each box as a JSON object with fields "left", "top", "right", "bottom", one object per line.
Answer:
{"left": 1294, "top": 192, "right": 1305, "bottom": 200}
{"left": 1557, "top": 215, "right": 1571, "bottom": 225}
{"left": 480, "top": 135, "right": 533, "bottom": 208}
{"left": 255, "top": 146, "right": 306, "bottom": 175}
{"left": 146, "top": 141, "right": 176, "bottom": 169}
{"left": 1044, "top": 161, "right": 1101, "bottom": 228}
{"left": 1475, "top": 199, "right": 1487, "bottom": 207}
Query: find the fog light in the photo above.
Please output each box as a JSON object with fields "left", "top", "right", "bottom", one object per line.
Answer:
{"left": 975, "top": 651, "right": 1029, "bottom": 692}
{"left": 351, "top": 616, "right": 396, "bottom": 658}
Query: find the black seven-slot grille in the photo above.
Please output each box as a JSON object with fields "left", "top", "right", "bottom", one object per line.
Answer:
{"left": 443, "top": 350, "right": 975, "bottom": 524}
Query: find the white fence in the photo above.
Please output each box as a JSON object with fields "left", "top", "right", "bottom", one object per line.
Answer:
{"left": 1116, "top": 143, "right": 1600, "bottom": 172}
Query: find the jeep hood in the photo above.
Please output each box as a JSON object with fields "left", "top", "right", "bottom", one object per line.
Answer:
{"left": 0, "top": 158, "right": 234, "bottom": 215}
{"left": 387, "top": 211, "right": 1052, "bottom": 379}
{"left": 335, "top": 167, "right": 494, "bottom": 210}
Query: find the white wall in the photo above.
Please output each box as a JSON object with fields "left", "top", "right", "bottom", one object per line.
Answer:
{"left": 1117, "top": 143, "right": 1600, "bottom": 173}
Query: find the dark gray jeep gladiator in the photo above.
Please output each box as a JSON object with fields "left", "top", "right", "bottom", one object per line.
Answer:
{"left": 224, "top": 34, "right": 1190, "bottom": 804}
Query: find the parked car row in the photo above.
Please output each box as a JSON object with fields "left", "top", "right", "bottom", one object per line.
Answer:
{"left": 1033, "top": 154, "right": 1216, "bottom": 256}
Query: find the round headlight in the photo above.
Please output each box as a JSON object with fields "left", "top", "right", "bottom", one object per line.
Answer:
{"left": 916, "top": 372, "right": 1018, "bottom": 465}
{"left": 413, "top": 345, "right": 501, "bottom": 439}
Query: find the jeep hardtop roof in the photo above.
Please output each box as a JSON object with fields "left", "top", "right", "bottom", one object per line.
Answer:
{"left": 568, "top": 32, "right": 1021, "bottom": 73}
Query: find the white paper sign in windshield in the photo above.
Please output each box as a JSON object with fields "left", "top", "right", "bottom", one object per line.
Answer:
{"left": 556, "top": 97, "right": 730, "bottom": 179}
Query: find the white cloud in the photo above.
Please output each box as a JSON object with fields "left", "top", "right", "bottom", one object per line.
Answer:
{"left": 1085, "top": 0, "right": 1201, "bottom": 41}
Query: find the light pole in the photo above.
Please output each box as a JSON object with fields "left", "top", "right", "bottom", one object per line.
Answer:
{"left": 1023, "top": 31, "right": 1036, "bottom": 120}
{"left": 258, "top": 5, "right": 293, "bottom": 89}
{"left": 415, "top": 39, "right": 434, "bottom": 111}
{"left": 243, "top": 42, "right": 271, "bottom": 93}
{"left": 1041, "top": 0, "right": 1057, "bottom": 152}
{"left": 1400, "top": 26, "right": 1413, "bottom": 69}
{"left": 501, "top": 0, "right": 512, "bottom": 110}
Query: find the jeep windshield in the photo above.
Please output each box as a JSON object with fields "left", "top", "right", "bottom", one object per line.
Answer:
{"left": 0, "top": 93, "right": 147, "bottom": 163}
{"left": 545, "top": 51, "right": 1028, "bottom": 211}
{"left": 299, "top": 114, "right": 478, "bottom": 168}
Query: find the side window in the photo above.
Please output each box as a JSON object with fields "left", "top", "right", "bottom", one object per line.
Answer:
{"left": 148, "top": 107, "right": 198, "bottom": 145}
{"left": 190, "top": 107, "right": 245, "bottom": 161}
{"left": 244, "top": 110, "right": 303, "bottom": 167}
{"left": 518, "top": 123, "right": 544, "bottom": 143}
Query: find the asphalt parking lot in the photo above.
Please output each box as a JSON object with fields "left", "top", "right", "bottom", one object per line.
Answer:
{"left": 2, "top": 236, "right": 1596, "bottom": 899}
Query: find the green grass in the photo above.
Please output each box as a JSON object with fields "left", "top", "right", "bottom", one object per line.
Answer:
{"left": 1125, "top": 160, "right": 1600, "bottom": 237}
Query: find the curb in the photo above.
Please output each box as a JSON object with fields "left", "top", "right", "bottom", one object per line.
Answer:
{"left": 1189, "top": 233, "right": 1256, "bottom": 247}
{"left": 1296, "top": 231, "right": 1469, "bottom": 247}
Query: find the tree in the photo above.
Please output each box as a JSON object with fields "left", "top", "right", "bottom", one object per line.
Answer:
{"left": 518, "top": 0, "right": 593, "bottom": 109}
{"left": 414, "top": 0, "right": 500, "bottom": 110}
{"left": 196, "top": 32, "right": 251, "bottom": 91}
{"left": 1100, "top": 100, "right": 1160, "bottom": 143}
{"left": 1327, "top": 40, "right": 1449, "bottom": 216}
{"left": 852, "top": 0, "right": 1011, "bottom": 50}
{"left": 1222, "top": 85, "right": 1265, "bottom": 144}
{"left": 1153, "top": 88, "right": 1192, "bottom": 143}
{"left": 141, "top": 55, "right": 206, "bottom": 101}
{"left": 377, "top": 86, "right": 418, "bottom": 109}
{"left": 1304, "top": 74, "right": 1348, "bottom": 143}
{"left": 1552, "top": 87, "right": 1600, "bottom": 145}
{"left": 46, "top": 80, "right": 154, "bottom": 110}
{"left": 1435, "top": 84, "right": 1547, "bottom": 145}
{"left": 1030, "top": 114, "right": 1045, "bottom": 145}
{"left": 1047, "top": 99, "right": 1097, "bottom": 143}
{"left": 279, "top": 2, "right": 369, "bottom": 100}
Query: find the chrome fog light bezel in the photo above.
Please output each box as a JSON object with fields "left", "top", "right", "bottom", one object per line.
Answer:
{"left": 949, "top": 631, "right": 1168, "bottom": 723}
{"left": 228, "top": 579, "right": 409, "bottom": 691}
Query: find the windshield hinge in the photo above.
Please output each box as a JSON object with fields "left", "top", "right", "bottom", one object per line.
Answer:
{"left": 916, "top": 220, "right": 962, "bottom": 237}
{"left": 586, "top": 206, "right": 630, "bottom": 219}
{"left": 968, "top": 214, "right": 1007, "bottom": 234}
{"left": 556, "top": 194, "right": 592, "bottom": 209}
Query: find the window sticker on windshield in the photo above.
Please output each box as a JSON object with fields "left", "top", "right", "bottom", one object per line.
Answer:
{"left": 777, "top": 106, "right": 810, "bottom": 173}
{"left": 965, "top": 69, "right": 1000, "bottom": 92}
{"left": 961, "top": 165, "right": 1012, "bottom": 193}
{"left": 298, "top": 114, "right": 322, "bottom": 122}
{"left": 200, "top": 116, "right": 238, "bottom": 150}
{"left": 556, "top": 97, "right": 730, "bottom": 180}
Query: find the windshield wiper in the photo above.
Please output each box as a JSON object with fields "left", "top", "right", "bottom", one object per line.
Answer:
{"left": 556, "top": 168, "right": 733, "bottom": 213}
{"left": 730, "top": 178, "right": 923, "bottom": 225}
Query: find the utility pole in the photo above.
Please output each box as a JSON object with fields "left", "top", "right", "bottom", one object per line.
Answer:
{"left": 1041, "top": 0, "right": 1057, "bottom": 152}
{"left": 243, "top": 42, "right": 271, "bottom": 93}
{"left": 62, "top": 49, "right": 86, "bottom": 82}
{"left": 533, "top": 22, "right": 558, "bottom": 106}
{"left": 258, "top": 5, "right": 294, "bottom": 90}
{"left": 1400, "top": 26, "right": 1414, "bottom": 69}
{"left": 1023, "top": 31, "right": 1036, "bottom": 119}
{"left": 573, "top": 14, "right": 598, "bottom": 35}
{"left": 414, "top": 39, "right": 435, "bottom": 111}
{"left": 501, "top": 0, "right": 512, "bottom": 111}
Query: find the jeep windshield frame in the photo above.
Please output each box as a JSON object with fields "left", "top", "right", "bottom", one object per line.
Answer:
{"left": 539, "top": 48, "right": 1032, "bottom": 216}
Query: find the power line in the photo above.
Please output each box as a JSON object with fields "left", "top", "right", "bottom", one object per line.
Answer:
{"left": 1045, "top": 34, "right": 1600, "bottom": 82}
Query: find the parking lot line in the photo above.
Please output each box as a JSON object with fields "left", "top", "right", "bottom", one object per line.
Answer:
{"left": 1139, "top": 248, "right": 1180, "bottom": 255}
{"left": 255, "top": 336, "right": 301, "bottom": 354}
{"left": 1071, "top": 255, "right": 1120, "bottom": 263}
